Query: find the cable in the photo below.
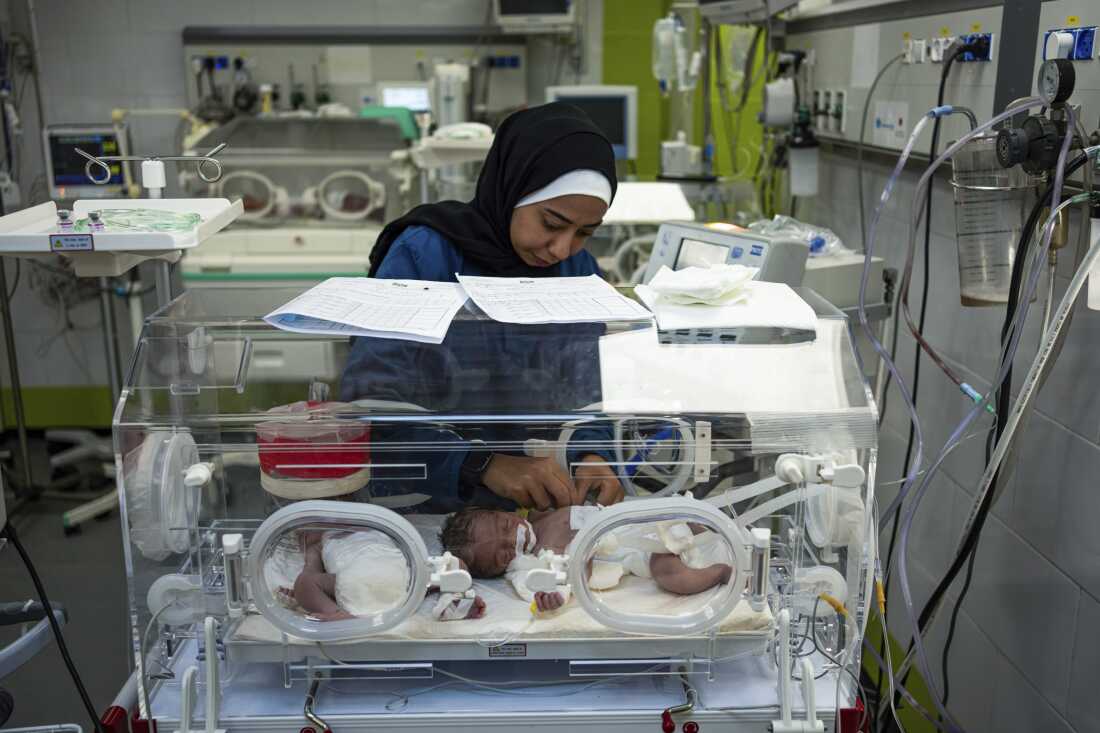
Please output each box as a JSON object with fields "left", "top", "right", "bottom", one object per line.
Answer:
{"left": 886, "top": 123, "right": 1084, "bottom": 724}
{"left": 875, "top": 45, "right": 963, "bottom": 723}
{"left": 6, "top": 258, "right": 19, "bottom": 300}
{"left": 1, "top": 522, "right": 106, "bottom": 733}
{"left": 857, "top": 53, "right": 905, "bottom": 250}
{"left": 858, "top": 96, "right": 1047, "bottom": 732}
{"left": 939, "top": 539, "right": 978, "bottom": 708}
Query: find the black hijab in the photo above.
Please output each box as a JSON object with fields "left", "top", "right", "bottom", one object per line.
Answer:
{"left": 368, "top": 103, "right": 618, "bottom": 278}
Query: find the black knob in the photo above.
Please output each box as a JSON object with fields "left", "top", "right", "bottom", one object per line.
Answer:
{"left": 996, "top": 127, "right": 1029, "bottom": 168}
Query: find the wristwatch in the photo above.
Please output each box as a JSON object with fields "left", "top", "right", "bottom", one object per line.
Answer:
{"left": 459, "top": 440, "right": 494, "bottom": 486}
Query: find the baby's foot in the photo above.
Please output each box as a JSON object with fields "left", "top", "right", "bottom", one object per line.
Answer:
{"left": 466, "top": 596, "right": 487, "bottom": 619}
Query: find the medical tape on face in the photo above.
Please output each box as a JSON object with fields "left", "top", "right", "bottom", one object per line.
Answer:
{"left": 734, "top": 483, "right": 829, "bottom": 528}
{"left": 516, "top": 521, "right": 536, "bottom": 556}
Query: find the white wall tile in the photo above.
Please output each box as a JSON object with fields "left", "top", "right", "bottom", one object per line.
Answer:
{"left": 961, "top": 516, "right": 1078, "bottom": 712}
{"left": 1068, "top": 592, "right": 1100, "bottom": 733}
{"left": 922, "top": 608, "right": 996, "bottom": 733}
{"left": 992, "top": 650, "right": 1075, "bottom": 733}
{"left": 1015, "top": 294, "right": 1100, "bottom": 444}
{"left": 1009, "top": 413, "right": 1087, "bottom": 566}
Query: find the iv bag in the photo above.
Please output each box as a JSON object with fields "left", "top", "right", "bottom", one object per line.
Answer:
{"left": 652, "top": 15, "right": 679, "bottom": 92}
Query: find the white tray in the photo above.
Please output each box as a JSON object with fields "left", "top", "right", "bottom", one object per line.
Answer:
{"left": 0, "top": 198, "right": 243, "bottom": 253}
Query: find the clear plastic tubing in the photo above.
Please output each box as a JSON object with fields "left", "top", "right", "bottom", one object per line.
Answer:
{"left": 890, "top": 116, "right": 1084, "bottom": 706}
{"left": 895, "top": 101, "right": 1072, "bottom": 732}
{"left": 857, "top": 97, "right": 1046, "bottom": 732}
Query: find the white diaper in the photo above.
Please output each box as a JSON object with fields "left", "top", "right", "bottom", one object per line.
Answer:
{"left": 322, "top": 529, "right": 412, "bottom": 617}
{"left": 506, "top": 516, "right": 732, "bottom": 601}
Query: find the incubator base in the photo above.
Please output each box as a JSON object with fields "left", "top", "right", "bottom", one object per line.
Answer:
{"left": 146, "top": 643, "right": 845, "bottom": 733}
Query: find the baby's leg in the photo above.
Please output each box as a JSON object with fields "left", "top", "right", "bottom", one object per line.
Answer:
{"left": 293, "top": 570, "right": 352, "bottom": 620}
{"left": 649, "top": 553, "right": 732, "bottom": 596}
{"left": 293, "top": 533, "right": 352, "bottom": 620}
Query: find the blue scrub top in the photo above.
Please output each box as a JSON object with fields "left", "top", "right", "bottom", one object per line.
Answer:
{"left": 340, "top": 225, "right": 612, "bottom": 512}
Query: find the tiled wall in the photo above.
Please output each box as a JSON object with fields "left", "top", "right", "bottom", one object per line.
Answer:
{"left": 798, "top": 145, "right": 1098, "bottom": 731}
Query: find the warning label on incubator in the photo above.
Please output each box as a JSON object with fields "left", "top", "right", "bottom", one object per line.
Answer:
{"left": 488, "top": 643, "right": 527, "bottom": 658}
{"left": 49, "top": 233, "right": 94, "bottom": 252}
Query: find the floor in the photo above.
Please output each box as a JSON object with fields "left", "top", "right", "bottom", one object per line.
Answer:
{"left": 1, "top": 497, "right": 130, "bottom": 730}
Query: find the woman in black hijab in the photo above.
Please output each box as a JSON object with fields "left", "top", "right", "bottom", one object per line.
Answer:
{"left": 367, "top": 102, "right": 618, "bottom": 279}
{"left": 341, "top": 103, "right": 624, "bottom": 512}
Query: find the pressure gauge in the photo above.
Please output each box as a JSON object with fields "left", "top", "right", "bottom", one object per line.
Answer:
{"left": 1038, "top": 58, "right": 1075, "bottom": 105}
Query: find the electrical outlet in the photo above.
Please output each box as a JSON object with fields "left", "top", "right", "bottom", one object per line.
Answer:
{"left": 929, "top": 37, "right": 946, "bottom": 63}
{"left": 833, "top": 89, "right": 847, "bottom": 133}
{"left": 1044, "top": 27, "right": 1097, "bottom": 60}
{"left": 958, "top": 33, "right": 994, "bottom": 62}
{"left": 913, "top": 39, "right": 928, "bottom": 63}
{"left": 1075, "top": 27, "right": 1096, "bottom": 60}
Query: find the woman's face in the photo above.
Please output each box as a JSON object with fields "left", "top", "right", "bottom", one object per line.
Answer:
{"left": 509, "top": 194, "right": 609, "bottom": 268}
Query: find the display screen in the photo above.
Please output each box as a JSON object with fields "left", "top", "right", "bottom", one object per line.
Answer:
{"left": 49, "top": 131, "right": 122, "bottom": 187}
{"left": 675, "top": 238, "right": 730, "bottom": 269}
{"left": 499, "top": 0, "right": 571, "bottom": 15}
{"left": 556, "top": 96, "right": 627, "bottom": 157}
{"left": 381, "top": 86, "right": 432, "bottom": 113}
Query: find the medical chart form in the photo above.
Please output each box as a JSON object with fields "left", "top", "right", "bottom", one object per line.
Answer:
{"left": 456, "top": 274, "right": 653, "bottom": 324}
{"left": 264, "top": 277, "right": 468, "bottom": 343}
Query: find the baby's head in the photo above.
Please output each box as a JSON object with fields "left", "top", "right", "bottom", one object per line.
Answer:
{"left": 440, "top": 507, "right": 536, "bottom": 578}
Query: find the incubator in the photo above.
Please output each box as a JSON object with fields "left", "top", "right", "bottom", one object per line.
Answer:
{"left": 178, "top": 117, "right": 408, "bottom": 283}
{"left": 114, "top": 285, "right": 877, "bottom": 732}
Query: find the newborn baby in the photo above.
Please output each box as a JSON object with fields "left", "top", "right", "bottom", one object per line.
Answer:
{"left": 274, "top": 530, "right": 486, "bottom": 621}
{"left": 440, "top": 507, "right": 733, "bottom": 612}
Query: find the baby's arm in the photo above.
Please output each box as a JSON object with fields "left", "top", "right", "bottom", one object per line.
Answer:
{"left": 649, "top": 553, "right": 732, "bottom": 596}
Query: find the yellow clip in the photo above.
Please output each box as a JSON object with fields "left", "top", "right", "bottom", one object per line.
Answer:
{"left": 875, "top": 580, "right": 886, "bottom": 614}
{"left": 530, "top": 600, "right": 539, "bottom": 615}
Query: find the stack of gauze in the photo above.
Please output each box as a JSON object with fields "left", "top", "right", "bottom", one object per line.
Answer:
{"left": 646, "top": 263, "right": 758, "bottom": 305}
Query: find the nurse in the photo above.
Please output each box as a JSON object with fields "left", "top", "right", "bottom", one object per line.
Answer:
{"left": 342, "top": 103, "right": 624, "bottom": 511}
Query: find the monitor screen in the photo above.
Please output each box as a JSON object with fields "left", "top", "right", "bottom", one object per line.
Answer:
{"left": 381, "top": 86, "right": 432, "bottom": 113}
{"left": 556, "top": 96, "right": 627, "bottom": 158}
{"left": 675, "top": 238, "right": 730, "bottom": 269}
{"left": 498, "top": 0, "right": 571, "bottom": 15}
{"left": 48, "top": 131, "right": 123, "bottom": 187}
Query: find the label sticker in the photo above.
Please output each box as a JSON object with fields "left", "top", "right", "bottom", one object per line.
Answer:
{"left": 488, "top": 643, "right": 527, "bottom": 658}
{"left": 49, "top": 233, "right": 94, "bottom": 252}
{"left": 1067, "top": 16, "right": 1080, "bottom": 26}
{"left": 970, "top": 22, "right": 982, "bottom": 33}
{"left": 940, "top": 26, "right": 951, "bottom": 37}
{"left": 750, "top": 244, "right": 765, "bottom": 257}
{"left": 872, "top": 101, "right": 910, "bottom": 148}
{"left": 902, "top": 31, "right": 911, "bottom": 41}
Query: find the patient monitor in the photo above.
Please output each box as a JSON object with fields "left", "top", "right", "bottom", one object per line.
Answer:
{"left": 642, "top": 221, "right": 809, "bottom": 286}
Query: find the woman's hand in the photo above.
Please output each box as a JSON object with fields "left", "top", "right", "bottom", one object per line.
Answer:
{"left": 481, "top": 454, "right": 579, "bottom": 509}
{"left": 574, "top": 454, "right": 625, "bottom": 505}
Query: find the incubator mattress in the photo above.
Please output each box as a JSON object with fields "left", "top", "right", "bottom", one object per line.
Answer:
{"left": 233, "top": 514, "right": 773, "bottom": 644}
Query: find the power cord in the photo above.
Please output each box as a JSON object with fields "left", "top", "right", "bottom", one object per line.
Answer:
{"left": 923, "top": 150, "right": 1091, "bottom": 712}
{"left": 1, "top": 522, "right": 106, "bottom": 733}
{"left": 877, "top": 39, "right": 977, "bottom": 730}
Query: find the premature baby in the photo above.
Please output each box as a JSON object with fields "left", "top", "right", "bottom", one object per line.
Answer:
{"left": 272, "top": 529, "right": 486, "bottom": 621}
{"left": 440, "top": 506, "right": 734, "bottom": 612}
